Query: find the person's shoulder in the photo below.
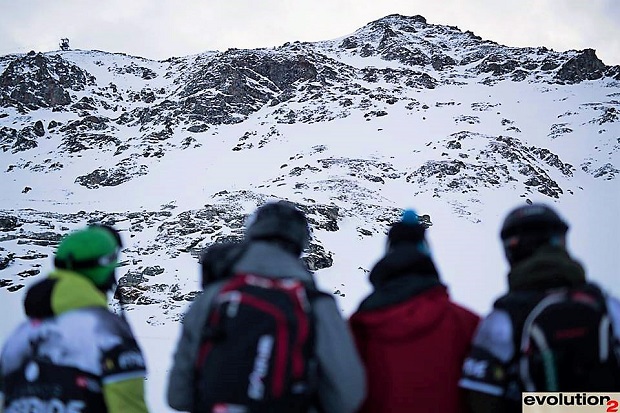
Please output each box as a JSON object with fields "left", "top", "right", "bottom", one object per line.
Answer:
{"left": 308, "top": 290, "right": 340, "bottom": 317}
{"left": 182, "top": 279, "right": 229, "bottom": 322}
{"left": 472, "top": 309, "right": 514, "bottom": 348}
{"left": 79, "top": 305, "right": 121, "bottom": 320}
{"left": 605, "top": 293, "right": 620, "bottom": 319}
{"left": 447, "top": 298, "right": 481, "bottom": 320}
{"left": 607, "top": 293, "right": 620, "bottom": 306}
{"left": 73, "top": 306, "right": 134, "bottom": 335}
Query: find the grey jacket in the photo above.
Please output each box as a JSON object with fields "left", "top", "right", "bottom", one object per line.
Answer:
{"left": 167, "top": 241, "right": 366, "bottom": 413}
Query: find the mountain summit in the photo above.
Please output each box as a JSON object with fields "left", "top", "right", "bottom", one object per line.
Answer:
{"left": 0, "top": 14, "right": 618, "bottom": 320}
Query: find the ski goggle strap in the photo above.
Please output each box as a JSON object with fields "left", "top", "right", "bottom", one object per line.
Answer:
{"left": 54, "top": 250, "right": 119, "bottom": 270}
{"left": 89, "top": 223, "right": 123, "bottom": 248}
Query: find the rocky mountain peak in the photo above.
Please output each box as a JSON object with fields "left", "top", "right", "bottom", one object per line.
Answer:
{"left": 556, "top": 48, "right": 610, "bottom": 82}
{"left": 0, "top": 51, "right": 96, "bottom": 112}
{"left": 367, "top": 13, "right": 428, "bottom": 29}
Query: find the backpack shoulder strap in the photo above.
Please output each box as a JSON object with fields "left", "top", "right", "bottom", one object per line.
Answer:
{"left": 493, "top": 290, "right": 545, "bottom": 341}
{"left": 514, "top": 284, "right": 615, "bottom": 391}
{"left": 518, "top": 289, "right": 568, "bottom": 391}
{"left": 579, "top": 283, "right": 615, "bottom": 363}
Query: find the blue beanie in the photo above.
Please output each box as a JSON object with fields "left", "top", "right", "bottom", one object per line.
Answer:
{"left": 387, "top": 209, "right": 430, "bottom": 255}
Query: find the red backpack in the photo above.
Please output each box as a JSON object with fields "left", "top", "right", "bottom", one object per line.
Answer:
{"left": 193, "top": 273, "right": 326, "bottom": 413}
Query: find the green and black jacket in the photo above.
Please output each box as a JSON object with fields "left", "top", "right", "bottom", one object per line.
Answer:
{"left": 0, "top": 270, "right": 149, "bottom": 413}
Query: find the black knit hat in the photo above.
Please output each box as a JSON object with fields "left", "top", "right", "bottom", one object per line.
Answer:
{"left": 500, "top": 203, "right": 569, "bottom": 265}
{"left": 387, "top": 209, "right": 428, "bottom": 253}
{"left": 245, "top": 200, "right": 310, "bottom": 256}
{"left": 501, "top": 203, "right": 568, "bottom": 240}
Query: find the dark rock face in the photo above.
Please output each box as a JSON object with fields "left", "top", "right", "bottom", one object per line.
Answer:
{"left": 0, "top": 192, "right": 342, "bottom": 307}
{"left": 0, "top": 251, "right": 14, "bottom": 270}
{"left": 0, "top": 52, "right": 96, "bottom": 110}
{"left": 178, "top": 51, "right": 319, "bottom": 125}
{"left": 75, "top": 158, "right": 148, "bottom": 188}
{"left": 112, "top": 63, "right": 158, "bottom": 80}
{"left": 582, "top": 162, "right": 620, "bottom": 180}
{"left": 432, "top": 54, "right": 457, "bottom": 70}
{"left": 304, "top": 243, "right": 333, "bottom": 271}
{"left": 61, "top": 115, "right": 110, "bottom": 132}
{"left": 0, "top": 127, "right": 17, "bottom": 152}
{"left": 0, "top": 215, "right": 21, "bottom": 231}
{"left": 33, "top": 121, "right": 45, "bottom": 137}
{"left": 0, "top": 121, "right": 48, "bottom": 153}
{"left": 57, "top": 116, "right": 121, "bottom": 153}
{"left": 404, "top": 132, "right": 575, "bottom": 199}
{"left": 556, "top": 49, "right": 606, "bottom": 83}
{"left": 477, "top": 56, "right": 519, "bottom": 76}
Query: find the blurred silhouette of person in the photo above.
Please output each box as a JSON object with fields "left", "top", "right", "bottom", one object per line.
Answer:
{"left": 350, "top": 209, "right": 479, "bottom": 413}
{"left": 0, "top": 225, "right": 149, "bottom": 413}
{"left": 460, "top": 203, "right": 620, "bottom": 413}
{"left": 168, "top": 201, "right": 365, "bottom": 413}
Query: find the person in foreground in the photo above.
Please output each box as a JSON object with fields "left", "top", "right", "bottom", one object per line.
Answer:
{"left": 167, "top": 200, "right": 365, "bottom": 413}
{"left": 199, "top": 241, "right": 242, "bottom": 288}
{"left": 0, "top": 225, "right": 149, "bottom": 413}
{"left": 460, "top": 203, "right": 620, "bottom": 413}
{"left": 349, "top": 209, "right": 480, "bottom": 413}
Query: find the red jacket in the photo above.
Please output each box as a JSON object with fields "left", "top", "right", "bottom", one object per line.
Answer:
{"left": 349, "top": 285, "right": 479, "bottom": 413}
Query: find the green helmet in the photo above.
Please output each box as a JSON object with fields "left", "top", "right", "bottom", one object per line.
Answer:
{"left": 54, "top": 226, "right": 121, "bottom": 287}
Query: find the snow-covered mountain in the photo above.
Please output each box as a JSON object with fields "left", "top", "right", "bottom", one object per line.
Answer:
{"left": 1, "top": 14, "right": 619, "bottom": 412}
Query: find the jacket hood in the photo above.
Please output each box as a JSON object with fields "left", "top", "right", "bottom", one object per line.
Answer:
{"left": 232, "top": 241, "right": 313, "bottom": 283}
{"left": 350, "top": 285, "right": 451, "bottom": 340}
{"left": 368, "top": 242, "right": 439, "bottom": 288}
{"left": 508, "top": 245, "right": 586, "bottom": 291}
{"left": 357, "top": 274, "right": 443, "bottom": 311}
{"left": 24, "top": 269, "right": 108, "bottom": 318}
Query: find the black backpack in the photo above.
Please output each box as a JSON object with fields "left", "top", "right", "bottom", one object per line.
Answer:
{"left": 193, "top": 273, "right": 325, "bottom": 413}
{"left": 496, "top": 284, "right": 620, "bottom": 392}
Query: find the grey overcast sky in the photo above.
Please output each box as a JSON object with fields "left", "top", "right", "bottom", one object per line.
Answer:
{"left": 1, "top": 0, "right": 619, "bottom": 65}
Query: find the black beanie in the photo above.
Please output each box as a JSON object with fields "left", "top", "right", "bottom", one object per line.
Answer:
{"left": 245, "top": 200, "right": 310, "bottom": 256}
